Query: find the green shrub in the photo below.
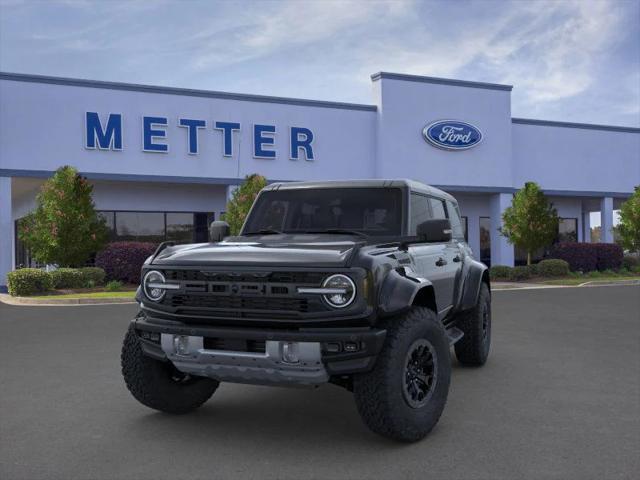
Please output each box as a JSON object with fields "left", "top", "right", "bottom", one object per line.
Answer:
{"left": 526, "top": 263, "right": 539, "bottom": 276}
{"left": 508, "top": 266, "right": 531, "bottom": 281}
{"left": 622, "top": 255, "right": 639, "bottom": 270}
{"left": 79, "top": 267, "right": 106, "bottom": 286}
{"left": 490, "top": 265, "right": 512, "bottom": 279}
{"left": 49, "top": 268, "right": 85, "bottom": 289}
{"left": 7, "top": 268, "right": 53, "bottom": 296}
{"left": 538, "top": 259, "right": 570, "bottom": 277}
{"left": 105, "top": 280, "right": 123, "bottom": 292}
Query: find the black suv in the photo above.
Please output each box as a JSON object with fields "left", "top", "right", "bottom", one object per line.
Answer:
{"left": 122, "top": 179, "right": 491, "bottom": 442}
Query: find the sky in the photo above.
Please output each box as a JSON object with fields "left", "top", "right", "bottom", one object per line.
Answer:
{"left": 1, "top": 0, "right": 639, "bottom": 127}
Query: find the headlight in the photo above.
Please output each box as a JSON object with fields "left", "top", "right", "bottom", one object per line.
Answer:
{"left": 143, "top": 270, "right": 166, "bottom": 302}
{"left": 322, "top": 274, "right": 356, "bottom": 308}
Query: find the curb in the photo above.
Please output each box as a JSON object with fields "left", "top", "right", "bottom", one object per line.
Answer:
{"left": 0, "top": 293, "right": 136, "bottom": 306}
{"left": 492, "top": 280, "right": 640, "bottom": 290}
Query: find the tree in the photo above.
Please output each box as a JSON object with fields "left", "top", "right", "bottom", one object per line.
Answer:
{"left": 19, "top": 166, "right": 109, "bottom": 267}
{"left": 500, "top": 182, "right": 559, "bottom": 265}
{"left": 617, "top": 186, "right": 640, "bottom": 252}
{"left": 224, "top": 174, "right": 268, "bottom": 235}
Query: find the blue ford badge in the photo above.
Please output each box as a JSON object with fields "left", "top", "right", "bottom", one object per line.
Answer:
{"left": 423, "top": 120, "right": 483, "bottom": 150}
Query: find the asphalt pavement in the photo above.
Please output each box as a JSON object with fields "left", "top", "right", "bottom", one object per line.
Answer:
{"left": 1, "top": 286, "right": 638, "bottom": 480}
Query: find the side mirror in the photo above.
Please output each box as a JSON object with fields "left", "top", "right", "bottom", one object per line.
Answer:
{"left": 416, "top": 219, "right": 452, "bottom": 243}
{"left": 209, "top": 221, "right": 230, "bottom": 242}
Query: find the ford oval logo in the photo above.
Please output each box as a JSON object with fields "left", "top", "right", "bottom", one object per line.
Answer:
{"left": 423, "top": 120, "right": 483, "bottom": 150}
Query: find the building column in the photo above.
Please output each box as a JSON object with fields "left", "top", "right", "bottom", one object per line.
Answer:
{"left": 600, "top": 197, "right": 614, "bottom": 243}
{"left": 582, "top": 210, "right": 591, "bottom": 243}
{"left": 467, "top": 215, "right": 481, "bottom": 262}
{"left": 0, "top": 177, "right": 14, "bottom": 293}
{"left": 490, "top": 193, "right": 514, "bottom": 266}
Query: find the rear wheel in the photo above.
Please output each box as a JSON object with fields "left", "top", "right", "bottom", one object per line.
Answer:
{"left": 353, "top": 307, "right": 451, "bottom": 442}
{"left": 454, "top": 283, "right": 491, "bottom": 366}
{"left": 121, "top": 325, "right": 219, "bottom": 414}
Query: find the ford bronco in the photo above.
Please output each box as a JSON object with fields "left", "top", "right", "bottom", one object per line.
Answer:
{"left": 121, "top": 179, "right": 491, "bottom": 442}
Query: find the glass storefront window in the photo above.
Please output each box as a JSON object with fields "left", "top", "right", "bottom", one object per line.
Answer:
{"left": 479, "top": 217, "right": 491, "bottom": 266}
{"left": 558, "top": 218, "right": 578, "bottom": 243}
{"left": 167, "top": 213, "right": 195, "bottom": 242}
{"left": 115, "top": 212, "right": 165, "bottom": 242}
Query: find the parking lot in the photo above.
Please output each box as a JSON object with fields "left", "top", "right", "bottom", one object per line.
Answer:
{"left": 1, "top": 285, "right": 638, "bottom": 480}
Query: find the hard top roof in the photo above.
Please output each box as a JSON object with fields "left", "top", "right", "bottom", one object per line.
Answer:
{"left": 263, "top": 179, "right": 456, "bottom": 202}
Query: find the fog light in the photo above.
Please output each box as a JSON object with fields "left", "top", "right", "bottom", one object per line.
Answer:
{"left": 173, "top": 335, "right": 190, "bottom": 356}
{"left": 282, "top": 342, "right": 300, "bottom": 364}
{"left": 344, "top": 342, "right": 359, "bottom": 352}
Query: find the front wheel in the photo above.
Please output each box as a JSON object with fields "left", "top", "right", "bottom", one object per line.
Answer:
{"left": 353, "top": 307, "right": 451, "bottom": 442}
{"left": 121, "top": 325, "right": 219, "bottom": 414}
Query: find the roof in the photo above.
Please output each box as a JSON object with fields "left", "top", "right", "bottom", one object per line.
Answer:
{"left": 0, "top": 71, "right": 377, "bottom": 112}
{"left": 264, "top": 179, "right": 456, "bottom": 201}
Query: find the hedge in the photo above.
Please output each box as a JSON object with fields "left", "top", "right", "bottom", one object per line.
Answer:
{"left": 622, "top": 255, "right": 639, "bottom": 271}
{"left": 7, "top": 268, "right": 53, "bottom": 296}
{"left": 508, "top": 266, "right": 531, "bottom": 281}
{"left": 490, "top": 265, "right": 511, "bottom": 279}
{"left": 538, "top": 259, "right": 570, "bottom": 277}
{"left": 550, "top": 242, "right": 623, "bottom": 272}
{"left": 79, "top": 267, "right": 106, "bottom": 286}
{"left": 95, "top": 242, "right": 157, "bottom": 284}
{"left": 50, "top": 268, "right": 85, "bottom": 289}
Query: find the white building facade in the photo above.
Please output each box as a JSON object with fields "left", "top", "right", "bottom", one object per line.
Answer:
{"left": 1, "top": 71, "right": 638, "bottom": 290}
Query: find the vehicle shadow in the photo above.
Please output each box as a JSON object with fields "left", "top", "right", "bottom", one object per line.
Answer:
{"left": 124, "top": 382, "right": 435, "bottom": 450}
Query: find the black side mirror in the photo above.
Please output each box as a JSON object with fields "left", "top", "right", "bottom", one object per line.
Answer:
{"left": 416, "top": 219, "right": 452, "bottom": 243}
{"left": 209, "top": 221, "right": 230, "bottom": 242}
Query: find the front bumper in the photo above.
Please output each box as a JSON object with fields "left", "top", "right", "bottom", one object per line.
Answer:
{"left": 133, "top": 314, "right": 386, "bottom": 386}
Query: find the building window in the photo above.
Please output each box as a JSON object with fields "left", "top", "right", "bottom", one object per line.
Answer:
{"left": 115, "top": 212, "right": 165, "bottom": 242}
{"left": 166, "top": 213, "right": 195, "bottom": 243}
{"left": 558, "top": 218, "right": 578, "bottom": 243}
{"left": 479, "top": 217, "right": 491, "bottom": 266}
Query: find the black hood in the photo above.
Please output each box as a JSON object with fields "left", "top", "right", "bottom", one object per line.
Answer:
{"left": 151, "top": 234, "right": 361, "bottom": 268}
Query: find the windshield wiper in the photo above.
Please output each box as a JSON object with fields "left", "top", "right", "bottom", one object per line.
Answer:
{"left": 303, "top": 228, "right": 369, "bottom": 238}
{"left": 242, "top": 229, "right": 284, "bottom": 236}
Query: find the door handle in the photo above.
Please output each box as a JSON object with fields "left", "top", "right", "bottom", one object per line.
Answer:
{"left": 453, "top": 255, "right": 461, "bottom": 263}
{"left": 435, "top": 257, "right": 447, "bottom": 267}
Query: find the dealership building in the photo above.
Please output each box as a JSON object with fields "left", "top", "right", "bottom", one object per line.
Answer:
{"left": 1, "top": 71, "right": 638, "bottom": 291}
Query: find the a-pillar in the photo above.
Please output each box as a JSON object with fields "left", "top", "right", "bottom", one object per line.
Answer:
{"left": 0, "top": 177, "right": 13, "bottom": 293}
{"left": 600, "top": 197, "right": 614, "bottom": 243}
{"left": 489, "top": 193, "right": 514, "bottom": 266}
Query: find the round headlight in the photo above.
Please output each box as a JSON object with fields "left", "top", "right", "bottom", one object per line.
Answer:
{"left": 143, "top": 270, "right": 166, "bottom": 302}
{"left": 322, "top": 274, "right": 356, "bottom": 308}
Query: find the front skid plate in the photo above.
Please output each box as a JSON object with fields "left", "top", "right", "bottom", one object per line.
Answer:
{"left": 160, "top": 334, "right": 329, "bottom": 387}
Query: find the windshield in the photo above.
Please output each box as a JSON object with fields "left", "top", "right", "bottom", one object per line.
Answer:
{"left": 242, "top": 188, "right": 403, "bottom": 237}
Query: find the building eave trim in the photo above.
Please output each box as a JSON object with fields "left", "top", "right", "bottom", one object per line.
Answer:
{"left": 512, "top": 117, "right": 640, "bottom": 134}
{"left": 371, "top": 72, "right": 513, "bottom": 91}
{"left": 0, "top": 72, "right": 378, "bottom": 112}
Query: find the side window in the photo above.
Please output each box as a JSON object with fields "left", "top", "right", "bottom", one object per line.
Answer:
{"left": 429, "top": 198, "right": 447, "bottom": 220}
{"left": 409, "top": 193, "right": 431, "bottom": 234}
{"left": 446, "top": 200, "right": 465, "bottom": 240}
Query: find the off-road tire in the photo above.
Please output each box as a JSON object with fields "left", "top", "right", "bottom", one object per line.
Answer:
{"left": 454, "top": 283, "right": 491, "bottom": 366}
{"left": 353, "top": 307, "right": 451, "bottom": 442}
{"left": 121, "top": 325, "right": 219, "bottom": 414}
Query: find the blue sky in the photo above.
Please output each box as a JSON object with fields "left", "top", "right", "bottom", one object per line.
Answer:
{"left": 1, "top": 0, "right": 639, "bottom": 127}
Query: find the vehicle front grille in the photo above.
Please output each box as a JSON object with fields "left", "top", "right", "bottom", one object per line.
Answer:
{"left": 170, "top": 294, "right": 308, "bottom": 312}
{"left": 156, "top": 269, "right": 331, "bottom": 321}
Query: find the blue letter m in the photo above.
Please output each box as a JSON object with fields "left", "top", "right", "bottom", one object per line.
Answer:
{"left": 86, "top": 112, "right": 122, "bottom": 150}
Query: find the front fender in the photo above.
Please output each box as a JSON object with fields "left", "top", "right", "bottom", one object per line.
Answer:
{"left": 460, "top": 259, "right": 490, "bottom": 311}
{"left": 377, "top": 268, "right": 436, "bottom": 317}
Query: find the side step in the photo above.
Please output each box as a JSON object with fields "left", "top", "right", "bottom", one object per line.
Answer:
{"left": 446, "top": 327, "right": 464, "bottom": 346}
